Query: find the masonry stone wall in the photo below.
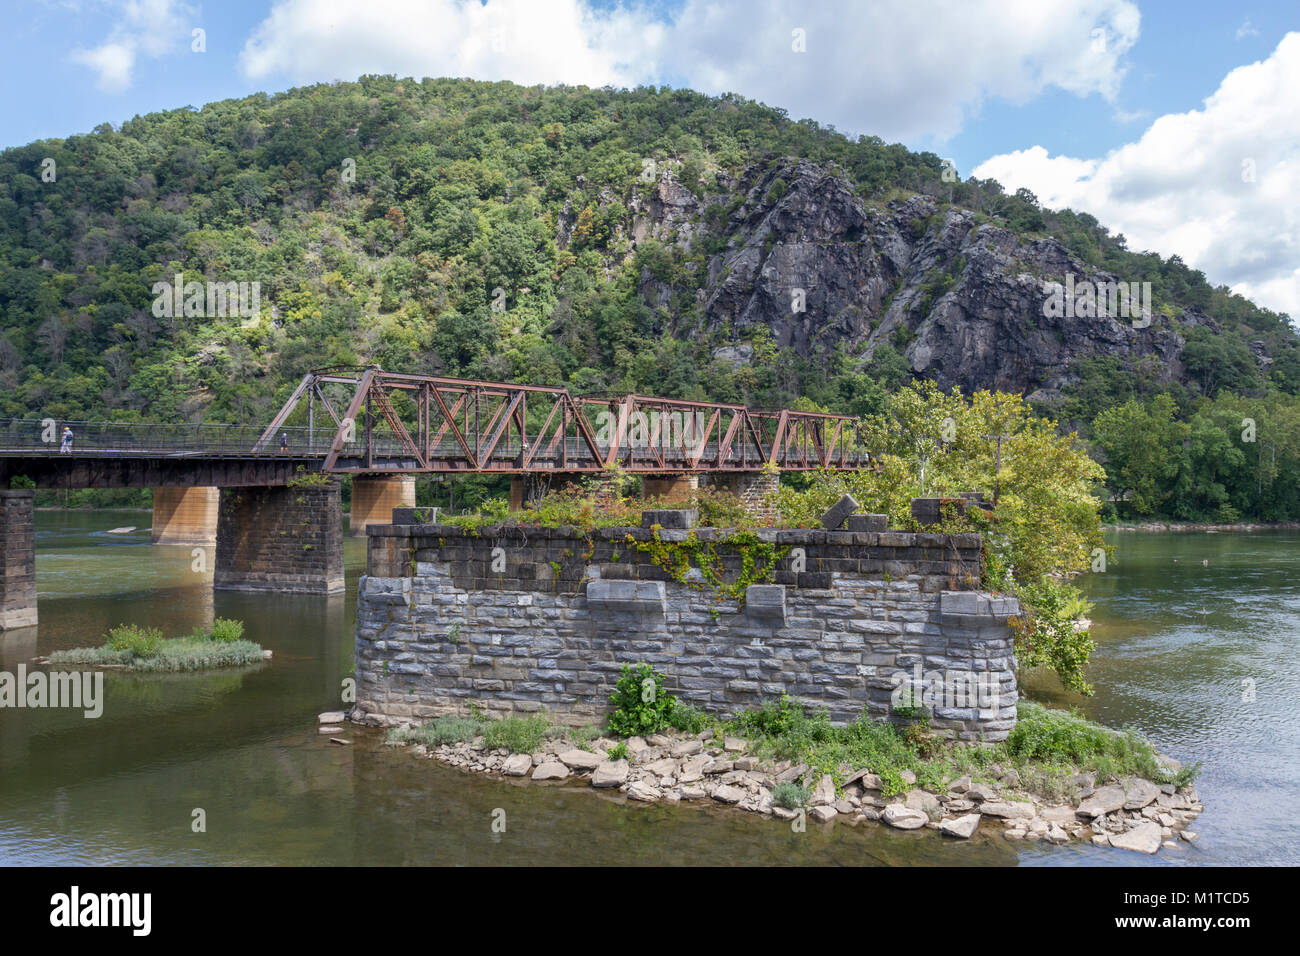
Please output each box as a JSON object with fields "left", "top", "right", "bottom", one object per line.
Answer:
{"left": 705, "top": 472, "right": 779, "bottom": 520}
{"left": 215, "top": 483, "right": 344, "bottom": 593}
{"left": 0, "top": 490, "right": 37, "bottom": 630}
{"left": 354, "top": 516, "right": 1021, "bottom": 741}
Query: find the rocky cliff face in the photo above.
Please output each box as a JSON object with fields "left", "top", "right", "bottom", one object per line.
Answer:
{"left": 630, "top": 159, "right": 1206, "bottom": 402}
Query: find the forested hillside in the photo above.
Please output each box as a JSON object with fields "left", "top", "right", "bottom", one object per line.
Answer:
{"left": 2, "top": 75, "right": 1298, "bottom": 519}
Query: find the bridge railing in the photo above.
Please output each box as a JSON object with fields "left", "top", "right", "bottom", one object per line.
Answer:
{"left": 0, "top": 419, "right": 869, "bottom": 471}
{"left": 0, "top": 420, "right": 410, "bottom": 457}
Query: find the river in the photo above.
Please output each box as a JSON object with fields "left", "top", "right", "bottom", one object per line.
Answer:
{"left": 1, "top": 513, "right": 1295, "bottom": 865}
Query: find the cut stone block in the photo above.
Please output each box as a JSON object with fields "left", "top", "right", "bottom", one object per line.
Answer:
{"left": 391, "top": 506, "right": 440, "bottom": 525}
{"left": 585, "top": 579, "right": 667, "bottom": 614}
{"left": 641, "top": 509, "right": 698, "bottom": 530}
{"left": 846, "top": 514, "right": 888, "bottom": 532}
{"left": 745, "top": 584, "right": 786, "bottom": 621}
{"left": 821, "top": 494, "right": 860, "bottom": 531}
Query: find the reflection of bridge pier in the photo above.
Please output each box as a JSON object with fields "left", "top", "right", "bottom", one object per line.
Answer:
{"left": 0, "top": 489, "right": 37, "bottom": 631}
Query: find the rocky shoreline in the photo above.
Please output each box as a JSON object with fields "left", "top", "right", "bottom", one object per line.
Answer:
{"left": 1108, "top": 521, "right": 1300, "bottom": 533}
{"left": 367, "top": 718, "right": 1203, "bottom": 855}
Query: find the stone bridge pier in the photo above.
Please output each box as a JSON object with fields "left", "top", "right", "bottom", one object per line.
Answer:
{"left": 641, "top": 474, "right": 698, "bottom": 502}
{"left": 349, "top": 476, "right": 415, "bottom": 537}
{"left": 215, "top": 482, "right": 344, "bottom": 593}
{"left": 0, "top": 489, "right": 37, "bottom": 630}
{"left": 151, "top": 486, "right": 219, "bottom": 545}
{"left": 705, "top": 472, "right": 779, "bottom": 519}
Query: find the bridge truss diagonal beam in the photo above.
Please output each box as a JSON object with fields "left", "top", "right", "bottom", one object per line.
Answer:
{"left": 259, "top": 367, "right": 870, "bottom": 477}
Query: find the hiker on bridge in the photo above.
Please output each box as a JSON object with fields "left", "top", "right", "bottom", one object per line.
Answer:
{"left": 59, "top": 426, "right": 73, "bottom": 454}
{"left": 279, "top": 432, "right": 288, "bottom": 453}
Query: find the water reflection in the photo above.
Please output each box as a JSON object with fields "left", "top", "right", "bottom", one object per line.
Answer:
{"left": 3, "top": 513, "right": 1295, "bottom": 865}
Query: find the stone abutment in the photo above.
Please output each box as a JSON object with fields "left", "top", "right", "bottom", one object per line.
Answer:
{"left": 354, "top": 508, "right": 1020, "bottom": 740}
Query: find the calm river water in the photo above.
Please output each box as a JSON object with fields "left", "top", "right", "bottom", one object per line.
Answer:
{"left": 1, "top": 513, "right": 1296, "bottom": 865}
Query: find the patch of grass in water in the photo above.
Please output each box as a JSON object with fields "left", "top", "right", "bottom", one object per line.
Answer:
{"left": 50, "top": 638, "right": 264, "bottom": 673}
{"left": 48, "top": 620, "right": 264, "bottom": 672}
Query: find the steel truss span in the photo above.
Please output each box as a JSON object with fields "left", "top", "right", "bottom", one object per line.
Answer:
{"left": 255, "top": 367, "right": 870, "bottom": 475}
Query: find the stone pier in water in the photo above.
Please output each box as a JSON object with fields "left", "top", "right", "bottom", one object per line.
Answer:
{"left": 151, "top": 486, "right": 219, "bottom": 545}
{"left": 353, "top": 504, "right": 1020, "bottom": 740}
{"left": 215, "top": 482, "right": 344, "bottom": 593}
{"left": 349, "top": 476, "right": 416, "bottom": 537}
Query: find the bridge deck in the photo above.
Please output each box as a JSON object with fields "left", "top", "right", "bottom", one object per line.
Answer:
{"left": 0, "top": 370, "right": 871, "bottom": 487}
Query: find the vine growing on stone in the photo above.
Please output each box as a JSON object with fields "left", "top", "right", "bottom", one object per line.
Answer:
{"left": 625, "top": 528, "right": 789, "bottom": 608}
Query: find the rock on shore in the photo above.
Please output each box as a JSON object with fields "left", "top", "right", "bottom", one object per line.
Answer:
{"left": 383, "top": 722, "right": 1202, "bottom": 855}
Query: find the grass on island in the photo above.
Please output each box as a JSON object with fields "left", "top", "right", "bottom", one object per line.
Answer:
{"left": 717, "top": 695, "right": 1200, "bottom": 801}
{"left": 49, "top": 619, "right": 265, "bottom": 673}
{"left": 389, "top": 710, "right": 568, "bottom": 754}
{"left": 388, "top": 667, "right": 1200, "bottom": 805}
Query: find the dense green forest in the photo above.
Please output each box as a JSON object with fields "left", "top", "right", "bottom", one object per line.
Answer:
{"left": 1, "top": 75, "right": 1297, "bottom": 520}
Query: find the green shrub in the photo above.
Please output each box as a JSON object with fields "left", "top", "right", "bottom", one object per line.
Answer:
{"left": 566, "top": 724, "right": 602, "bottom": 750}
{"left": 442, "top": 497, "right": 512, "bottom": 532}
{"left": 9, "top": 475, "right": 36, "bottom": 489}
{"left": 890, "top": 696, "right": 926, "bottom": 720}
{"left": 1005, "top": 701, "right": 1200, "bottom": 786}
{"left": 1009, "top": 578, "right": 1096, "bottom": 695}
{"left": 729, "top": 694, "right": 808, "bottom": 740}
{"left": 607, "top": 663, "right": 678, "bottom": 737}
{"left": 105, "top": 624, "right": 164, "bottom": 658}
{"left": 606, "top": 741, "right": 629, "bottom": 761}
{"left": 209, "top": 618, "right": 245, "bottom": 643}
{"left": 688, "top": 488, "right": 752, "bottom": 528}
{"left": 286, "top": 466, "right": 330, "bottom": 487}
{"left": 771, "top": 781, "right": 808, "bottom": 809}
{"left": 669, "top": 700, "right": 709, "bottom": 735}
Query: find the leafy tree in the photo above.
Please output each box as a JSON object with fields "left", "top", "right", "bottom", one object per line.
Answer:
{"left": 776, "top": 383, "right": 1105, "bottom": 692}
{"left": 1092, "top": 396, "right": 1185, "bottom": 516}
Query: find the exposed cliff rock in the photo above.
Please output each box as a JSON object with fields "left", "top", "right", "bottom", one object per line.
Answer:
{"left": 631, "top": 159, "right": 1216, "bottom": 402}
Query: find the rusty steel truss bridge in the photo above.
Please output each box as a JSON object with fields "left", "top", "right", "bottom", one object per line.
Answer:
{"left": 256, "top": 367, "right": 870, "bottom": 475}
{"left": 0, "top": 367, "right": 870, "bottom": 488}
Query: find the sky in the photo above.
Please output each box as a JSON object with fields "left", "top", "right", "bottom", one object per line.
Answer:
{"left": 2, "top": 0, "right": 1297, "bottom": 318}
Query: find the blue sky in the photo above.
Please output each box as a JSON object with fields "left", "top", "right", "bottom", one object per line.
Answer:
{"left": 949, "top": 3, "right": 1296, "bottom": 177}
{"left": 3, "top": 1, "right": 1298, "bottom": 315}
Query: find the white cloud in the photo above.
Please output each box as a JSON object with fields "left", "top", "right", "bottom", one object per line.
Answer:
{"left": 240, "top": 0, "right": 662, "bottom": 90}
{"left": 650, "top": 0, "right": 1140, "bottom": 143}
{"left": 69, "top": 0, "right": 193, "bottom": 93}
{"left": 239, "top": 0, "right": 1140, "bottom": 144}
{"left": 1236, "top": 19, "right": 1260, "bottom": 41}
{"left": 973, "top": 32, "right": 1300, "bottom": 319}
{"left": 1112, "top": 107, "right": 1150, "bottom": 123}
{"left": 70, "top": 40, "right": 136, "bottom": 93}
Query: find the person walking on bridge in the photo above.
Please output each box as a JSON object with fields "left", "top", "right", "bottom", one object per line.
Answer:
{"left": 59, "top": 425, "right": 73, "bottom": 454}
{"left": 279, "top": 432, "right": 288, "bottom": 453}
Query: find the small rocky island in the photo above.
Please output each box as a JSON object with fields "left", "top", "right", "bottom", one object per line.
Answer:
{"left": 353, "top": 500, "right": 1202, "bottom": 856}
{"left": 47, "top": 619, "right": 268, "bottom": 672}
{"left": 367, "top": 711, "right": 1201, "bottom": 855}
